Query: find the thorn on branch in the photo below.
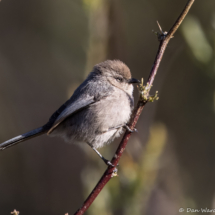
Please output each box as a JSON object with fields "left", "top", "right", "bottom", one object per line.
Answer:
{"left": 152, "top": 21, "right": 170, "bottom": 41}
{"left": 157, "top": 21, "right": 168, "bottom": 41}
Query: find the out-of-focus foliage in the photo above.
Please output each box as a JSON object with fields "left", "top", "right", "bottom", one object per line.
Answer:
{"left": 181, "top": 16, "right": 213, "bottom": 64}
{"left": 84, "top": 123, "right": 167, "bottom": 215}
{"left": 0, "top": 0, "right": 214, "bottom": 215}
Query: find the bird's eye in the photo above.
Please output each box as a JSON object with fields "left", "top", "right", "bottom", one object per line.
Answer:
{"left": 115, "top": 77, "right": 123, "bottom": 82}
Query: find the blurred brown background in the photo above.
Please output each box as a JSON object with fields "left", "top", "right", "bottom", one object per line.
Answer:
{"left": 0, "top": 0, "right": 214, "bottom": 214}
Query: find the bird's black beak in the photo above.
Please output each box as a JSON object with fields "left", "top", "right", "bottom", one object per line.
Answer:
{"left": 128, "top": 78, "right": 140, "bottom": 84}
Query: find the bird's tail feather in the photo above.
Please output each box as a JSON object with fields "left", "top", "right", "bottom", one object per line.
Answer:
{"left": 0, "top": 126, "right": 49, "bottom": 150}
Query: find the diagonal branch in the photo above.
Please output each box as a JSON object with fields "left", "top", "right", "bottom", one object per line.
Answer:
{"left": 74, "top": 0, "right": 195, "bottom": 214}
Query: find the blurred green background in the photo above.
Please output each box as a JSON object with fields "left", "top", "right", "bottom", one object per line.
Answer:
{"left": 0, "top": 0, "right": 215, "bottom": 214}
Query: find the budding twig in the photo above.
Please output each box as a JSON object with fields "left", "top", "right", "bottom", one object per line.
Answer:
{"left": 73, "top": 1, "right": 195, "bottom": 214}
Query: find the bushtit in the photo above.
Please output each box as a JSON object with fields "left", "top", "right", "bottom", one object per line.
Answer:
{"left": 0, "top": 60, "right": 139, "bottom": 166}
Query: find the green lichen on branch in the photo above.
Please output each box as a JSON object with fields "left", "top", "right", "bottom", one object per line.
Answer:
{"left": 138, "top": 78, "right": 159, "bottom": 103}
{"left": 148, "top": 91, "right": 159, "bottom": 102}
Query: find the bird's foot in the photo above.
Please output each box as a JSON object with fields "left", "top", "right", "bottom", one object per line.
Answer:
{"left": 102, "top": 158, "right": 115, "bottom": 167}
{"left": 124, "top": 124, "right": 138, "bottom": 133}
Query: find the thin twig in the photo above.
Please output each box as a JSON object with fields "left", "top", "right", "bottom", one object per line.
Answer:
{"left": 73, "top": 1, "right": 195, "bottom": 214}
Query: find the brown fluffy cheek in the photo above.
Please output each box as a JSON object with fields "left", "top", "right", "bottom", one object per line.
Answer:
{"left": 106, "top": 77, "right": 133, "bottom": 96}
{"left": 107, "top": 76, "right": 121, "bottom": 88}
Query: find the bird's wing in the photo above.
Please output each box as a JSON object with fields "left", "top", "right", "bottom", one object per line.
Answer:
{"left": 47, "top": 75, "right": 113, "bottom": 135}
{"left": 47, "top": 95, "right": 95, "bottom": 134}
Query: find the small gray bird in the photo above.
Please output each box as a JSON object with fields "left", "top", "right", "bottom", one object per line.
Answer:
{"left": 0, "top": 60, "right": 139, "bottom": 166}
